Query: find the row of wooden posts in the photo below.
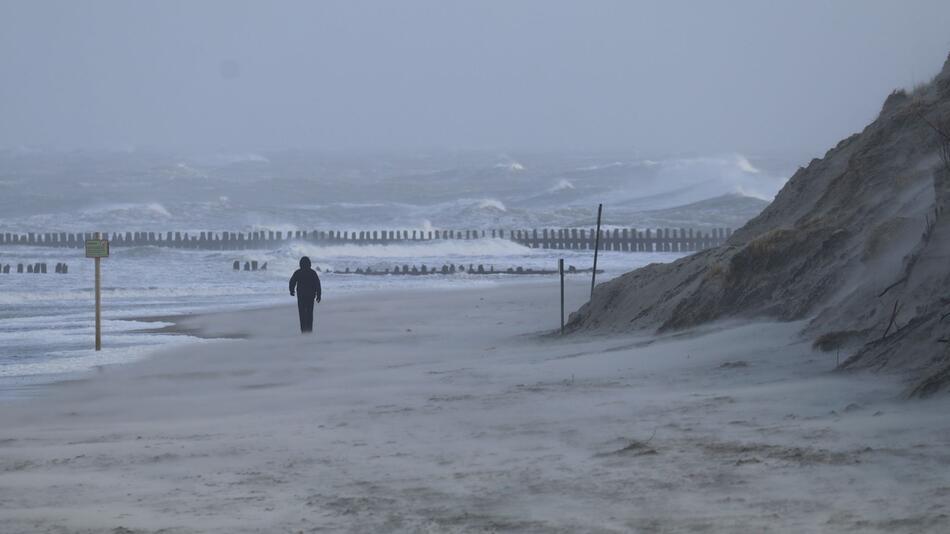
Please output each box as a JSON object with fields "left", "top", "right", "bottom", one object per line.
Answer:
{"left": 0, "top": 227, "right": 731, "bottom": 252}
{"left": 345, "top": 263, "right": 598, "bottom": 276}
{"left": 230, "top": 262, "right": 599, "bottom": 276}
{"left": 233, "top": 261, "right": 268, "bottom": 271}
{"left": 0, "top": 262, "right": 69, "bottom": 274}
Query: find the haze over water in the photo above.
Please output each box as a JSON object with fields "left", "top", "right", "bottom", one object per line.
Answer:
{"left": 0, "top": 148, "right": 789, "bottom": 392}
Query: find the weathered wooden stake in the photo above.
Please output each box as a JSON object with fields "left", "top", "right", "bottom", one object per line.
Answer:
{"left": 94, "top": 232, "right": 102, "bottom": 351}
{"left": 559, "top": 258, "right": 565, "bottom": 335}
{"left": 590, "top": 203, "right": 603, "bottom": 299}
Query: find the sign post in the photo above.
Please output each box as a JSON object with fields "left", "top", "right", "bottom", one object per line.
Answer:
{"left": 85, "top": 235, "right": 109, "bottom": 351}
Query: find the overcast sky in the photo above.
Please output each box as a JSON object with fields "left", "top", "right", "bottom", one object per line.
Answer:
{"left": 2, "top": 0, "right": 950, "bottom": 155}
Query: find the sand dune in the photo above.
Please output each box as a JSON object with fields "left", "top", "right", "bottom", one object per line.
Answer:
{"left": 569, "top": 53, "right": 950, "bottom": 397}
{"left": 2, "top": 282, "right": 949, "bottom": 533}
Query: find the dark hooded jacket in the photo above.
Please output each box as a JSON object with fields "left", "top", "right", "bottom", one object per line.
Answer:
{"left": 289, "top": 256, "right": 321, "bottom": 299}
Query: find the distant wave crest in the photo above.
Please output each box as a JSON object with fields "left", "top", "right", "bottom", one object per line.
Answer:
{"left": 83, "top": 202, "right": 174, "bottom": 219}
{"left": 549, "top": 179, "right": 575, "bottom": 192}
{"left": 477, "top": 199, "right": 507, "bottom": 211}
{"left": 735, "top": 154, "right": 760, "bottom": 174}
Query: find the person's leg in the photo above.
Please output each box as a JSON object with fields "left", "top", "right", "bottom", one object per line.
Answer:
{"left": 298, "top": 296, "right": 314, "bottom": 333}
{"left": 297, "top": 298, "right": 309, "bottom": 333}
{"left": 304, "top": 298, "right": 314, "bottom": 332}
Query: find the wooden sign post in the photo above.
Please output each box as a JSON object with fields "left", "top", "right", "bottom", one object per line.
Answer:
{"left": 85, "top": 234, "right": 109, "bottom": 351}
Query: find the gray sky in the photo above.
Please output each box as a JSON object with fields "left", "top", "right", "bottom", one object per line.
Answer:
{"left": 2, "top": 0, "right": 950, "bottom": 155}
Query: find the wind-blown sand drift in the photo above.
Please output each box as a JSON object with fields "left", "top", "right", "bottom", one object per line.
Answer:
{"left": 2, "top": 282, "right": 949, "bottom": 532}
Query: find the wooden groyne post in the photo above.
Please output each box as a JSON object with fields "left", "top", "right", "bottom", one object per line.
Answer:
{"left": 591, "top": 203, "right": 603, "bottom": 298}
{"left": 0, "top": 226, "right": 732, "bottom": 252}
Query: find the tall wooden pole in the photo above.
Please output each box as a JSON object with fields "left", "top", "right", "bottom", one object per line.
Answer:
{"left": 94, "top": 232, "right": 102, "bottom": 351}
{"left": 590, "top": 203, "right": 603, "bottom": 299}
{"left": 559, "top": 258, "right": 565, "bottom": 335}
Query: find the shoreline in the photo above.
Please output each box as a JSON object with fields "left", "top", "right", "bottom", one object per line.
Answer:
{"left": 129, "top": 313, "right": 257, "bottom": 340}
{"left": 0, "top": 278, "right": 558, "bottom": 401}
{"left": 123, "top": 273, "right": 582, "bottom": 340}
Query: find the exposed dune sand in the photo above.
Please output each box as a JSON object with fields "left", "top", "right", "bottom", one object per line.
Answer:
{"left": 2, "top": 281, "right": 949, "bottom": 533}
{"left": 568, "top": 54, "right": 950, "bottom": 396}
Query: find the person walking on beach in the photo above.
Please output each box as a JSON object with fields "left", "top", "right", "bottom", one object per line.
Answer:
{"left": 289, "top": 256, "right": 321, "bottom": 333}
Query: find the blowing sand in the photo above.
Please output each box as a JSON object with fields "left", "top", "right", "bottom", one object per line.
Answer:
{"left": 2, "top": 281, "right": 949, "bottom": 533}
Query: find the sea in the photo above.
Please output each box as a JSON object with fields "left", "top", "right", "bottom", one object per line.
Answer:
{"left": 0, "top": 148, "right": 794, "bottom": 396}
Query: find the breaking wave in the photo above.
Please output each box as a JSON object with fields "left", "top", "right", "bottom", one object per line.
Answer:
{"left": 549, "top": 179, "right": 575, "bottom": 192}
{"left": 282, "top": 238, "right": 535, "bottom": 260}
{"left": 82, "top": 202, "right": 174, "bottom": 219}
{"left": 495, "top": 161, "right": 525, "bottom": 171}
{"left": 735, "top": 154, "right": 761, "bottom": 174}
{"left": 477, "top": 199, "right": 507, "bottom": 211}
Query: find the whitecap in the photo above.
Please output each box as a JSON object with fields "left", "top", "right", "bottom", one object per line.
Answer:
{"left": 478, "top": 199, "right": 507, "bottom": 211}
{"left": 548, "top": 179, "right": 575, "bottom": 192}
{"left": 495, "top": 161, "right": 525, "bottom": 171}
{"left": 735, "top": 154, "right": 761, "bottom": 174}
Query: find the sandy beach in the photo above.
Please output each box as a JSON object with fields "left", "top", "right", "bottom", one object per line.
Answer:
{"left": 2, "top": 280, "right": 950, "bottom": 533}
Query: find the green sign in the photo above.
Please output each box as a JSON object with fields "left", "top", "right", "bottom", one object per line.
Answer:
{"left": 85, "top": 239, "right": 110, "bottom": 258}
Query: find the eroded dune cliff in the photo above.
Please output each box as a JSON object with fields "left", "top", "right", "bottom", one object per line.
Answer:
{"left": 569, "top": 53, "right": 950, "bottom": 396}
